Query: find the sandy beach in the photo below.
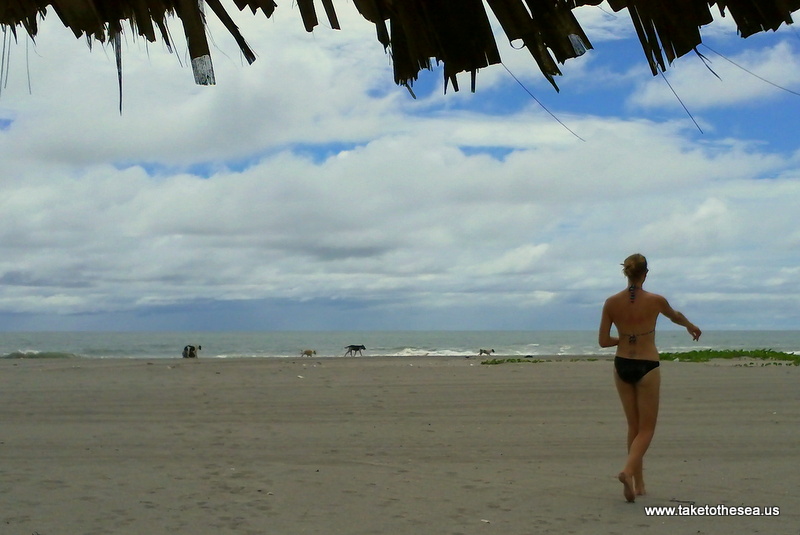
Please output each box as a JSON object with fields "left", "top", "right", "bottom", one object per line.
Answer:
{"left": 1, "top": 356, "right": 797, "bottom": 534}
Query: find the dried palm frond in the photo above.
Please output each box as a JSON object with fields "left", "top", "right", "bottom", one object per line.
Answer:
{"left": 1, "top": 0, "right": 798, "bottom": 92}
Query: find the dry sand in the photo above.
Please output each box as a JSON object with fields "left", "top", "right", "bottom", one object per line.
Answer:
{"left": 1, "top": 356, "right": 797, "bottom": 534}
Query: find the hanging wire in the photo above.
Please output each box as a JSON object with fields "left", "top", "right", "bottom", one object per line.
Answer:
{"left": 502, "top": 62, "right": 585, "bottom": 142}
{"left": 693, "top": 48, "right": 722, "bottom": 80}
{"left": 699, "top": 43, "right": 800, "bottom": 98}
{"left": 659, "top": 71, "right": 703, "bottom": 133}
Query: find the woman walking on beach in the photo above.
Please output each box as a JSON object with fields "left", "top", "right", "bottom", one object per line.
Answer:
{"left": 598, "top": 254, "right": 701, "bottom": 502}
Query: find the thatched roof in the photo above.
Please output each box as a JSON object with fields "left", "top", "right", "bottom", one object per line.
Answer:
{"left": 2, "top": 1, "right": 799, "bottom": 92}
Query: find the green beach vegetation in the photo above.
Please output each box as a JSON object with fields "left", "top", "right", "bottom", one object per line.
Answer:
{"left": 660, "top": 349, "right": 800, "bottom": 365}
{"left": 481, "top": 358, "right": 551, "bottom": 365}
{"left": 482, "top": 350, "right": 799, "bottom": 366}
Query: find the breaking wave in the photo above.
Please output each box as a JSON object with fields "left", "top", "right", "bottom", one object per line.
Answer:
{"left": 1, "top": 350, "right": 80, "bottom": 359}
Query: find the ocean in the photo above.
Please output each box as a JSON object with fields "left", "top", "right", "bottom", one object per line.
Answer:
{"left": 1, "top": 330, "right": 799, "bottom": 360}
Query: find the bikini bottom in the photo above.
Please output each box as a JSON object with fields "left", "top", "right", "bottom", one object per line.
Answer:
{"left": 614, "top": 356, "right": 660, "bottom": 385}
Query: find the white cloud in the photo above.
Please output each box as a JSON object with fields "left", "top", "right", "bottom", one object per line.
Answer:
{"left": 573, "top": 3, "right": 637, "bottom": 43}
{"left": 628, "top": 41, "right": 800, "bottom": 110}
{"left": 1, "top": 3, "right": 799, "bottom": 329}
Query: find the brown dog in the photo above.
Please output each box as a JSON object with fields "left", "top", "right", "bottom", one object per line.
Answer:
{"left": 300, "top": 349, "right": 316, "bottom": 357}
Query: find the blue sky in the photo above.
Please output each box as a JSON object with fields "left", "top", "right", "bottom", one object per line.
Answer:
{"left": 1, "top": 2, "right": 799, "bottom": 331}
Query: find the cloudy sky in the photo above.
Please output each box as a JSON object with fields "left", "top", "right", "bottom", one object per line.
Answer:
{"left": 1, "top": 2, "right": 799, "bottom": 331}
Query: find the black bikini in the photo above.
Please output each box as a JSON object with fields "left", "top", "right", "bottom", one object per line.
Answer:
{"left": 615, "top": 356, "right": 660, "bottom": 384}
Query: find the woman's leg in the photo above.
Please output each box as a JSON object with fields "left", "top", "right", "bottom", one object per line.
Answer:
{"left": 614, "top": 372, "right": 638, "bottom": 501}
{"left": 615, "top": 368, "right": 661, "bottom": 501}
{"left": 614, "top": 371, "right": 639, "bottom": 446}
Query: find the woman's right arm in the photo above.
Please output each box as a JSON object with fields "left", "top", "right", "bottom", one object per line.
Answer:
{"left": 658, "top": 296, "right": 702, "bottom": 341}
{"left": 598, "top": 301, "right": 619, "bottom": 348}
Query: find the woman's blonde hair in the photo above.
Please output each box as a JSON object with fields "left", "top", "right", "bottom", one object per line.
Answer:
{"left": 622, "top": 253, "right": 648, "bottom": 280}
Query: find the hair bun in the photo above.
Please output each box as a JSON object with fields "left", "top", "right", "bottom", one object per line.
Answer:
{"left": 622, "top": 254, "right": 648, "bottom": 279}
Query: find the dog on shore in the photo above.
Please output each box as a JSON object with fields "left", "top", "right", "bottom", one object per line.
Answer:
{"left": 478, "top": 348, "right": 495, "bottom": 356}
{"left": 344, "top": 344, "right": 366, "bottom": 357}
{"left": 182, "top": 345, "right": 201, "bottom": 358}
{"left": 300, "top": 349, "right": 316, "bottom": 357}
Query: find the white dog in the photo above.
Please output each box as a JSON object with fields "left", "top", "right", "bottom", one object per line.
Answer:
{"left": 182, "top": 345, "right": 201, "bottom": 358}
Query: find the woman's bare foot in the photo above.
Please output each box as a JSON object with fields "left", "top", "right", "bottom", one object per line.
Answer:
{"left": 618, "top": 472, "right": 635, "bottom": 502}
{"left": 634, "top": 475, "right": 646, "bottom": 496}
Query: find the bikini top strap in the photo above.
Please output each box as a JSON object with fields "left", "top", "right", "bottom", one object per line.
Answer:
{"left": 619, "top": 328, "right": 656, "bottom": 337}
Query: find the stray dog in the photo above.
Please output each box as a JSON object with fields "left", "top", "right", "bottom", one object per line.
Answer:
{"left": 478, "top": 348, "right": 495, "bottom": 356}
{"left": 182, "top": 345, "right": 201, "bottom": 358}
{"left": 344, "top": 344, "right": 366, "bottom": 357}
{"left": 300, "top": 349, "right": 316, "bottom": 357}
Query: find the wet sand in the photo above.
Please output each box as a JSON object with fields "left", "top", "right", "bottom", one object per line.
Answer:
{"left": 1, "top": 356, "right": 797, "bottom": 534}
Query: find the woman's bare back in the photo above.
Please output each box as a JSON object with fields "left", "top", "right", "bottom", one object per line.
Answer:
{"left": 599, "top": 285, "right": 701, "bottom": 359}
{"left": 601, "top": 288, "right": 664, "bottom": 359}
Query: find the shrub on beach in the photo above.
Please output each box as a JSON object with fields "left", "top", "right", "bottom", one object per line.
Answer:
{"left": 660, "top": 349, "right": 800, "bottom": 365}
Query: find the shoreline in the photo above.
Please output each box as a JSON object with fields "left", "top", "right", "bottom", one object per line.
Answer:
{"left": 4, "top": 330, "right": 799, "bottom": 362}
{"left": 4, "top": 353, "right": 798, "bottom": 367}
{"left": 1, "top": 357, "right": 796, "bottom": 534}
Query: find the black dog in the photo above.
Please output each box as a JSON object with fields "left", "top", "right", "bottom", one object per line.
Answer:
{"left": 182, "top": 345, "right": 201, "bottom": 358}
{"left": 344, "top": 344, "right": 366, "bottom": 357}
